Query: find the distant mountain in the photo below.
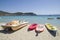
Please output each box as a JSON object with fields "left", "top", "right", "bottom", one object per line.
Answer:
{"left": 0, "top": 11, "right": 37, "bottom": 16}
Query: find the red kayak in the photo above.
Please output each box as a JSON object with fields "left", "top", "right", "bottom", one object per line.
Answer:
{"left": 28, "top": 24, "right": 38, "bottom": 30}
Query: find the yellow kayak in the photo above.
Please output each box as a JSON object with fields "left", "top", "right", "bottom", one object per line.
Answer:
{"left": 45, "top": 23, "right": 57, "bottom": 31}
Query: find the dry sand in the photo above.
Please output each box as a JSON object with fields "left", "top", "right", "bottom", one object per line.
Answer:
{"left": 0, "top": 24, "right": 60, "bottom": 40}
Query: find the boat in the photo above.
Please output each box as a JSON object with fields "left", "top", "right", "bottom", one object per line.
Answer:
{"left": 57, "top": 17, "right": 60, "bottom": 19}
{"left": 45, "top": 23, "right": 57, "bottom": 32}
{"left": 35, "top": 24, "right": 44, "bottom": 32}
{"left": 28, "top": 24, "right": 38, "bottom": 30}
{"left": 11, "top": 23, "right": 28, "bottom": 31}
{"left": 47, "top": 18, "right": 54, "bottom": 20}
{"left": 1, "top": 20, "right": 28, "bottom": 31}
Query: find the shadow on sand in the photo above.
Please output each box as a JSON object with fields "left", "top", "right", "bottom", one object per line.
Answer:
{"left": 0, "top": 27, "right": 15, "bottom": 34}
{"left": 27, "top": 28, "right": 34, "bottom": 31}
{"left": 27, "top": 28, "right": 42, "bottom": 36}
{"left": 35, "top": 31, "right": 42, "bottom": 36}
{"left": 0, "top": 30, "right": 15, "bottom": 34}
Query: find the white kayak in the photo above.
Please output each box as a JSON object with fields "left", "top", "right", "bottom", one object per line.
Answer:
{"left": 35, "top": 24, "right": 45, "bottom": 32}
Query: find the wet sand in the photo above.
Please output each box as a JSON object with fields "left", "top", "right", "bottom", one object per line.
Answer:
{"left": 0, "top": 24, "right": 60, "bottom": 40}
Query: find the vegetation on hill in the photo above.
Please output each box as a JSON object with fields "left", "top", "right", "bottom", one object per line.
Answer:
{"left": 0, "top": 11, "right": 37, "bottom": 16}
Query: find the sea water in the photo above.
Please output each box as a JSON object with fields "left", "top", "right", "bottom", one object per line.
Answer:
{"left": 0, "top": 15, "right": 60, "bottom": 27}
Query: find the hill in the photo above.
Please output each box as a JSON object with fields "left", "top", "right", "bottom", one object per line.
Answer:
{"left": 0, "top": 11, "right": 37, "bottom": 16}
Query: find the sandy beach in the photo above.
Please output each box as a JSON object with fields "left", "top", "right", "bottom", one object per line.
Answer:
{"left": 0, "top": 24, "right": 60, "bottom": 40}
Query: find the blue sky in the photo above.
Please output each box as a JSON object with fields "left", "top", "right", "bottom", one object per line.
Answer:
{"left": 0, "top": 0, "right": 60, "bottom": 15}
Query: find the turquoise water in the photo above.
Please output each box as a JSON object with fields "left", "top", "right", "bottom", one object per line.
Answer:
{"left": 0, "top": 16, "right": 60, "bottom": 27}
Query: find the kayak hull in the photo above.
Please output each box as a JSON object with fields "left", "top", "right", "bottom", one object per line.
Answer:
{"left": 28, "top": 24, "right": 37, "bottom": 30}
{"left": 45, "top": 23, "right": 57, "bottom": 32}
{"left": 1, "top": 22, "right": 28, "bottom": 31}
{"left": 35, "top": 24, "right": 44, "bottom": 32}
{"left": 11, "top": 23, "right": 28, "bottom": 31}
